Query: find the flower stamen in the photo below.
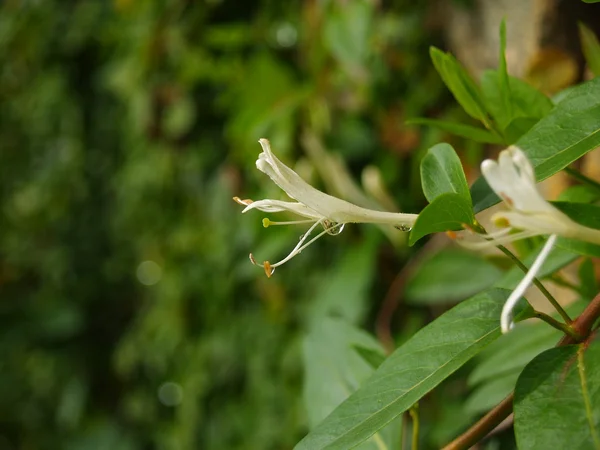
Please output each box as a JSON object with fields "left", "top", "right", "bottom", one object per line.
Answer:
{"left": 262, "top": 218, "right": 317, "bottom": 227}
{"left": 233, "top": 196, "right": 253, "bottom": 206}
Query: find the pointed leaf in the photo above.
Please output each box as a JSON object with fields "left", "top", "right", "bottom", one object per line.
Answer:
{"left": 409, "top": 193, "right": 474, "bottom": 246}
{"left": 295, "top": 288, "right": 511, "bottom": 450}
{"left": 420, "top": 143, "right": 471, "bottom": 202}
{"left": 429, "top": 47, "right": 492, "bottom": 128}
{"left": 514, "top": 343, "right": 600, "bottom": 449}
{"left": 472, "top": 76, "right": 600, "bottom": 212}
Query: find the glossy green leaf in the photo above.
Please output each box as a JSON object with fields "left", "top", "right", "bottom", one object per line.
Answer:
{"left": 303, "top": 318, "right": 399, "bottom": 449}
{"left": 406, "top": 118, "right": 503, "bottom": 144}
{"left": 554, "top": 201, "right": 600, "bottom": 229}
{"left": 409, "top": 193, "right": 474, "bottom": 246}
{"left": 406, "top": 249, "right": 502, "bottom": 304}
{"left": 579, "top": 22, "right": 600, "bottom": 77}
{"left": 429, "top": 47, "right": 491, "bottom": 127}
{"left": 582, "top": 1, "right": 600, "bottom": 4}
{"left": 514, "top": 342, "right": 600, "bottom": 449}
{"left": 295, "top": 288, "right": 511, "bottom": 450}
{"left": 420, "top": 143, "right": 471, "bottom": 202}
{"left": 472, "top": 76, "right": 600, "bottom": 212}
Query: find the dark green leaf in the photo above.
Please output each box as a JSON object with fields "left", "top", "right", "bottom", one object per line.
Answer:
{"left": 472, "top": 77, "right": 600, "bottom": 212}
{"left": 579, "top": 258, "right": 597, "bottom": 298}
{"left": 409, "top": 193, "right": 474, "bottom": 246}
{"left": 407, "top": 118, "right": 503, "bottom": 144}
{"left": 295, "top": 289, "right": 511, "bottom": 450}
{"left": 553, "top": 201, "right": 600, "bottom": 229}
{"left": 429, "top": 47, "right": 491, "bottom": 127}
{"left": 514, "top": 342, "right": 600, "bottom": 449}
{"left": 579, "top": 22, "right": 600, "bottom": 77}
{"left": 420, "top": 143, "right": 471, "bottom": 202}
{"left": 481, "top": 71, "right": 552, "bottom": 133}
{"left": 406, "top": 249, "right": 502, "bottom": 304}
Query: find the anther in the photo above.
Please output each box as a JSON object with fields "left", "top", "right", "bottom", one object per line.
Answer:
{"left": 493, "top": 217, "right": 511, "bottom": 228}
{"left": 263, "top": 261, "right": 274, "bottom": 278}
{"left": 233, "top": 196, "right": 253, "bottom": 206}
{"left": 262, "top": 218, "right": 271, "bottom": 228}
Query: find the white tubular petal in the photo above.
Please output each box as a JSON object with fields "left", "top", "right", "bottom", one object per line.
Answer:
{"left": 457, "top": 229, "right": 538, "bottom": 250}
{"left": 495, "top": 210, "right": 577, "bottom": 237}
{"left": 500, "top": 234, "right": 558, "bottom": 333}
{"left": 241, "top": 199, "right": 322, "bottom": 219}
{"left": 510, "top": 147, "right": 535, "bottom": 183}
{"left": 255, "top": 139, "right": 418, "bottom": 226}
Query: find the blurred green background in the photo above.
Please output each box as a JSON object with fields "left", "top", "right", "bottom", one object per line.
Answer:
{"left": 0, "top": 0, "right": 541, "bottom": 449}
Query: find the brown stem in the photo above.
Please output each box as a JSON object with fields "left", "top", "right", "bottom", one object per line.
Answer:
{"left": 442, "top": 291, "right": 600, "bottom": 450}
{"left": 441, "top": 394, "right": 514, "bottom": 450}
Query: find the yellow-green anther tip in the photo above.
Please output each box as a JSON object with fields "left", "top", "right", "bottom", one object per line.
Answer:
{"left": 262, "top": 218, "right": 270, "bottom": 228}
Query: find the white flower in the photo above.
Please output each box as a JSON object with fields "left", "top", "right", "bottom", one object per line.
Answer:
{"left": 234, "top": 139, "right": 418, "bottom": 276}
{"left": 459, "top": 146, "right": 600, "bottom": 248}
{"left": 456, "top": 146, "right": 600, "bottom": 332}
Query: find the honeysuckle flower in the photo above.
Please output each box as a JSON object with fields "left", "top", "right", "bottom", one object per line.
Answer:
{"left": 458, "top": 146, "right": 600, "bottom": 249}
{"left": 455, "top": 146, "right": 600, "bottom": 332}
{"left": 235, "top": 139, "right": 419, "bottom": 276}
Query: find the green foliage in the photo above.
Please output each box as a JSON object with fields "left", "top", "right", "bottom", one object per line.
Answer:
{"left": 4, "top": 2, "right": 600, "bottom": 449}
{"left": 295, "top": 289, "right": 511, "bottom": 450}
{"left": 579, "top": 23, "right": 600, "bottom": 76}
{"left": 514, "top": 342, "right": 600, "bottom": 449}
{"left": 420, "top": 143, "right": 471, "bottom": 202}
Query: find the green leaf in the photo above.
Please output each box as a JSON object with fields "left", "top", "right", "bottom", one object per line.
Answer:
{"left": 497, "top": 20, "right": 513, "bottom": 129}
{"left": 582, "top": 0, "right": 600, "bottom": 4}
{"left": 295, "top": 288, "right": 511, "bottom": 450}
{"left": 406, "top": 249, "right": 502, "bottom": 304}
{"left": 514, "top": 342, "right": 600, "bottom": 449}
{"left": 557, "top": 185, "right": 600, "bottom": 203}
{"left": 553, "top": 201, "right": 600, "bottom": 257}
{"left": 579, "top": 258, "right": 597, "bottom": 298}
{"left": 554, "top": 201, "right": 600, "bottom": 229}
{"left": 420, "top": 143, "right": 471, "bottom": 202}
{"left": 472, "top": 76, "right": 600, "bottom": 212}
{"left": 352, "top": 345, "right": 386, "bottom": 370}
{"left": 579, "top": 22, "right": 600, "bottom": 77}
{"left": 407, "top": 118, "right": 503, "bottom": 144}
{"left": 307, "top": 239, "right": 379, "bottom": 325}
{"left": 409, "top": 193, "right": 474, "bottom": 246}
{"left": 429, "top": 47, "right": 491, "bottom": 127}
{"left": 481, "top": 71, "right": 552, "bottom": 134}
{"left": 302, "top": 318, "right": 400, "bottom": 449}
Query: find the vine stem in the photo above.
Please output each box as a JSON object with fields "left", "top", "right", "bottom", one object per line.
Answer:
{"left": 497, "top": 244, "right": 573, "bottom": 325}
{"left": 441, "top": 290, "right": 600, "bottom": 450}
